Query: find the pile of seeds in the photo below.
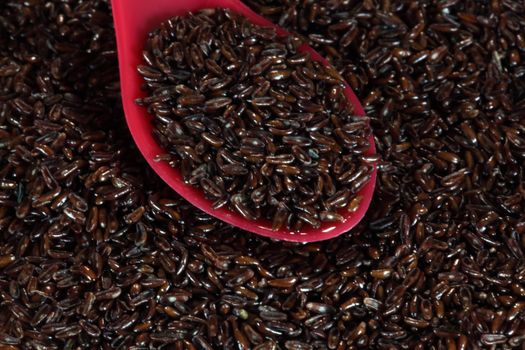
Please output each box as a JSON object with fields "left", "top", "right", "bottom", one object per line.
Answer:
{"left": 0, "top": 0, "right": 524, "bottom": 349}
{"left": 137, "top": 9, "right": 373, "bottom": 231}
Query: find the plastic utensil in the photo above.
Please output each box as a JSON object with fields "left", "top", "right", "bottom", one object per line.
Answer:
{"left": 111, "top": 0, "right": 377, "bottom": 242}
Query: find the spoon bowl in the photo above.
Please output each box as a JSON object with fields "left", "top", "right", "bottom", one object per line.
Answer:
{"left": 111, "top": 0, "right": 377, "bottom": 242}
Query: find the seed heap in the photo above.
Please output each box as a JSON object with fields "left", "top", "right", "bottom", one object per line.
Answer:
{"left": 0, "top": 0, "right": 524, "bottom": 349}
{"left": 137, "top": 9, "right": 374, "bottom": 231}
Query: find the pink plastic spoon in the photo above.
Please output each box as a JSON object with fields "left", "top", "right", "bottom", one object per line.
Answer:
{"left": 111, "top": 0, "right": 377, "bottom": 242}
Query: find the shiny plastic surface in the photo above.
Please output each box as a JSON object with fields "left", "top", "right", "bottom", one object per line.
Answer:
{"left": 111, "top": 0, "right": 377, "bottom": 242}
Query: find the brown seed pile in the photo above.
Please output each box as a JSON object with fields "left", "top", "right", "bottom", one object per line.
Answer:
{"left": 0, "top": 0, "right": 524, "bottom": 349}
{"left": 136, "top": 9, "right": 373, "bottom": 231}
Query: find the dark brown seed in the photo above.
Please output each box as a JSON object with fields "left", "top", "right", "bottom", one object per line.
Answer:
{"left": 178, "top": 94, "right": 206, "bottom": 106}
{"left": 0, "top": 254, "right": 15, "bottom": 268}
{"left": 55, "top": 325, "right": 82, "bottom": 339}
{"left": 204, "top": 97, "right": 233, "bottom": 111}
{"left": 267, "top": 277, "right": 298, "bottom": 288}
